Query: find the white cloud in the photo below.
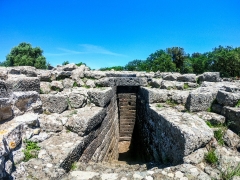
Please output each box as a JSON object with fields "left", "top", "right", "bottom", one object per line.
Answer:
{"left": 45, "top": 44, "right": 126, "bottom": 57}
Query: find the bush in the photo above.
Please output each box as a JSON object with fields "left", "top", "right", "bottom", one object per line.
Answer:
{"left": 205, "top": 149, "right": 218, "bottom": 164}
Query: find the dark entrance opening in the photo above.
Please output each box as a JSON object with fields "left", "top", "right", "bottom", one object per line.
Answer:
{"left": 117, "top": 86, "right": 145, "bottom": 164}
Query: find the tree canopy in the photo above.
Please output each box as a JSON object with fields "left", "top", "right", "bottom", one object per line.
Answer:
{"left": 99, "top": 46, "right": 240, "bottom": 78}
{"left": 1, "top": 42, "right": 47, "bottom": 69}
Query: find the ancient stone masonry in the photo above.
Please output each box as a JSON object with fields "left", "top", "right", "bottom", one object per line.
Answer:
{"left": 1, "top": 66, "right": 240, "bottom": 179}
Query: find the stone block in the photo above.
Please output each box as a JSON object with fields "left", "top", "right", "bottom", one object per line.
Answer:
{"left": 149, "top": 78, "right": 162, "bottom": 88}
{"left": 12, "top": 91, "right": 42, "bottom": 115}
{"left": 161, "top": 72, "right": 181, "bottom": 81}
{"left": 6, "top": 76, "right": 40, "bottom": 93}
{"left": 198, "top": 72, "right": 220, "bottom": 82}
{"left": 147, "top": 106, "right": 213, "bottom": 164}
{"left": 185, "top": 87, "right": 217, "bottom": 112}
{"left": 223, "top": 129, "right": 240, "bottom": 149}
{"left": 62, "top": 63, "right": 77, "bottom": 71}
{"left": 40, "top": 94, "right": 68, "bottom": 113}
{"left": 68, "top": 92, "right": 87, "bottom": 109}
{"left": 7, "top": 66, "right": 37, "bottom": 77}
{"left": 0, "top": 67, "right": 8, "bottom": 80}
{"left": 115, "top": 77, "right": 147, "bottom": 86}
{"left": 195, "top": 111, "right": 225, "bottom": 125}
{"left": 37, "top": 69, "right": 52, "bottom": 81}
{"left": 84, "top": 71, "right": 106, "bottom": 79}
{"left": 140, "top": 87, "right": 169, "bottom": 103}
{"left": 177, "top": 74, "right": 196, "bottom": 82}
{"left": 170, "top": 90, "right": 190, "bottom": 105}
{"left": 221, "top": 106, "right": 240, "bottom": 134}
{"left": 39, "top": 113, "right": 63, "bottom": 132}
{"left": 216, "top": 90, "right": 240, "bottom": 107}
{"left": 65, "top": 106, "right": 106, "bottom": 136}
{"left": 88, "top": 87, "right": 114, "bottom": 107}
{"left": 0, "top": 98, "right": 12, "bottom": 121}
{"left": 70, "top": 65, "right": 86, "bottom": 80}
{"left": 40, "top": 82, "right": 51, "bottom": 94}
{"left": 0, "top": 80, "right": 10, "bottom": 98}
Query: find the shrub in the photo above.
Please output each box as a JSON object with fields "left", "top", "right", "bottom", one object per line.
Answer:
{"left": 214, "top": 129, "right": 224, "bottom": 146}
{"left": 23, "top": 140, "right": 40, "bottom": 162}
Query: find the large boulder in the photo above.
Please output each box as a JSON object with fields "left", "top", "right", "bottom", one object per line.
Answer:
{"left": 186, "top": 87, "right": 217, "bottom": 112}
{"left": 65, "top": 107, "right": 106, "bottom": 136}
{"left": 216, "top": 90, "right": 240, "bottom": 107}
{"left": 0, "top": 98, "right": 12, "bottom": 121}
{"left": 40, "top": 94, "right": 68, "bottom": 113}
{"left": 161, "top": 72, "right": 181, "bottom": 81}
{"left": 198, "top": 72, "right": 220, "bottom": 82}
{"left": 177, "top": 74, "right": 196, "bottom": 83}
{"left": 70, "top": 65, "right": 86, "bottom": 80}
{"left": 140, "top": 87, "right": 169, "bottom": 103}
{"left": 36, "top": 69, "right": 52, "bottom": 81}
{"left": 68, "top": 91, "right": 87, "bottom": 109}
{"left": 6, "top": 75, "right": 40, "bottom": 93}
{"left": 0, "top": 80, "right": 10, "bottom": 98}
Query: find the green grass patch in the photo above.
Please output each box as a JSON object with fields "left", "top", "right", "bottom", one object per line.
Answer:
{"left": 214, "top": 129, "right": 225, "bottom": 146}
{"left": 221, "top": 164, "right": 240, "bottom": 180}
{"left": 205, "top": 149, "right": 218, "bottom": 165}
{"left": 83, "top": 85, "right": 91, "bottom": 89}
{"left": 70, "top": 162, "right": 77, "bottom": 171}
{"left": 73, "top": 82, "right": 78, "bottom": 87}
{"left": 51, "top": 86, "right": 60, "bottom": 92}
{"left": 166, "top": 99, "right": 177, "bottom": 107}
{"left": 23, "top": 140, "right": 40, "bottom": 162}
{"left": 183, "top": 83, "right": 189, "bottom": 89}
{"left": 156, "top": 104, "right": 163, "bottom": 108}
{"left": 236, "top": 100, "right": 240, "bottom": 108}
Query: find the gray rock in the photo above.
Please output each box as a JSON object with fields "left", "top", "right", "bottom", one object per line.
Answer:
{"left": 84, "top": 71, "right": 106, "bottom": 79}
{"left": 39, "top": 113, "right": 63, "bottom": 132}
{"left": 177, "top": 74, "right": 196, "bottom": 82}
{"left": 0, "top": 98, "right": 13, "bottom": 121}
{"left": 161, "top": 72, "right": 181, "bottom": 81}
{"left": 115, "top": 77, "right": 147, "bottom": 86}
{"left": 88, "top": 87, "right": 114, "bottom": 107}
{"left": 51, "top": 80, "right": 63, "bottom": 92}
{"left": 6, "top": 75, "right": 40, "bottom": 92}
{"left": 62, "top": 63, "right": 77, "bottom": 71}
{"left": 40, "top": 94, "right": 68, "bottom": 113}
{"left": 65, "top": 106, "right": 106, "bottom": 136}
{"left": 71, "top": 65, "right": 86, "bottom": 80}
{"left": 40, "top": 81, "right": 51, "bottom": 94}
{"left": 160, "top": 80, "right": 176, "bottom": 89}
{"left": 0, "top": 67, "right": 8, "bottom": 80}
{"left": 204, "top": 166, "right": 221, "bottom": 180}
{"left": 211, "top": 103, "right": 223, "bottom": 114}
{"left": 221, "top": 107, "right": 240, "bottom": 134}
{"left": 186, "top": 87, "right": 217, "bottom": 112}
{"left": 170, "top": 90, "right": 190, "bottom": 105}
{"left": 187, "top": 82, "right": 199, "bottom": 88}
{"left": 4, "top": 159, "right": 13, "bottom": 174}
{"left": 68, "top": 92, "right": 87, "bottom": 109}
{"left": 183, "top": 148, "right": 207, "bottom": 164}
{"left": 37, "top": 69, "right": 52, "bottom": 81}
{"left": 223, "top": 129, "right": 240, "bottom": 149}
{"left": 8, "top": 66, "right": 37, "bottom": 77}
{"left": 30, "top": 132, "right": 50, "bottom": 142}
{"left": 216, "top": 90, "right": 240, "bottom": 107}
{"left": 63, "top": 78, "right": 74, "bottom": 89}
{"left": 149, "top": 78, "right": 162, "bottom": 88}
{"left": 14, "top": 113, "right": 39, "bottom": 127}
{"left": 140, "top": 87, "right": 169, "bottom": 103}
{"left": 198, "top": 72, "right": 220, "bottom": 82}
{"left": 95, "top": 77, "right": 116, "bottom": 87}
{"left": 0, "top": 80, "right": 10, "bottom": 98}
{"left": 86, "top": 79, "right": 96, "bottom": 88}
{"left": 196, "top": 112, "right": 225, "bottom": 125}
{"left": 12, "top": 91, "right": 42, "bottom": 115}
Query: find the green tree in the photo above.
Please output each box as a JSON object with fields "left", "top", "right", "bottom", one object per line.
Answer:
{"left": 100, "top": 66, "right": 124, "bottom": 71}
{"left": 210, "top": 46, "right": 240, "bottom": 77}
{"left": 190, "top": 52, "right": 210, "bottom": 74}
{"left": 5, "top": 42, "right": 47, "bottom": 69}
{"left": 62, "top": 60, "right": 69, "bottom": 65}
{"left": 125, "top": 60, "right": 145, "bottom": 71}
{"left": 166, "top": 47, "right": 186, "bottom": 72}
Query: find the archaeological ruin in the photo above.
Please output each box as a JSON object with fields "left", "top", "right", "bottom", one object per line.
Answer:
{"left": 1, "top": 64, "right": 240, "bottom": 179}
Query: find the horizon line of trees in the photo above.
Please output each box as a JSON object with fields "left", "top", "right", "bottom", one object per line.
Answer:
{"left": 1, "top": 43, "right": 240, "bottom": 78}
{"left": 100, "top": 46, "right": 240, "bottom": 77}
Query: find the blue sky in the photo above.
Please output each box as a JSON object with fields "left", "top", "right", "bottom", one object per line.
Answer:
{"left": 0, "top": 1, "right": 240, "bottom": 69}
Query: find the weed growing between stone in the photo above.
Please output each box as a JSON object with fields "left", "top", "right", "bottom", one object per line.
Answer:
{"left": 205, "top": 149, "right": 218, "bottom": 165}
{"left": 220, "top": 163, "right": 240, "bottom": 180}
{"left": 156, "top": 104, "right": 163, "bottom": 108}
{"left": 73, "top": 82, "right": 78, "bottom": 87}
{"left": 23, "top": 140, "right": 41, "bottom": 162}
{"left": 236, "top": 100, "right": 240, "bottom": 108}
{"left": 214, "top": 129, "right": 225, "bottom": 146}
{"left": 70, "top": 162, "right": 77, "bottom": 171}
{"left": 166, "top": 99, "right": 177, "bottom": 107}
{"left": 183, "top": 83, "right": 189, "bottom": 89}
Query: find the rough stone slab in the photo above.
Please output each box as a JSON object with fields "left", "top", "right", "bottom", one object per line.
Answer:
{"left": 115, "top": 77, "right": 147, "bottom": 86}
{"left": 148, "top": 106, "right": 213, "bottom": 164}
{"left": 12, "top": 91, "right": 42, "bottom": 115}
{"left": 170, "top": 90, "right": 189, "bottom": 105}
{"left": 40, "top": 81, "right": 51, "bottom": 94}
{"left": 0, "top": 67, "right": 8, "bottom": 80}
{"left": 37, "top": 69, "right": 52, "bottom": 81}
{"left": 177, "top": 74, "right": 196, "bottom": 82}
{"left": 216, "top": 90, "right": 240, "bottom": 107}
{"left": 0, "top": 98, "right": 13, "bottom": 121}
{"left": 0, "top": 80, "right": 10, "bottom": 98}
{"left": 161, "top": 72, "right": 181, "bottom": 81}
{"left": 198, "top": 72, "right": 220, "bottom": 82}
{"left": 68, "top": 91, "right": 87, "bottom": 109}
{"left": 105, "top": 71, "right": 136, "bottom": 77}
{"left": 14, "top": 112, "right": 39, "bottom": 127}
{"left": 221, "top": 106, "right": 240, "bottom": 134}
{"left": 140, "top": 87, "right": 169, "bottom": 103}
{"left": 195, "top": 111, "right": 225, "bottom": 125}
{"left": 88, "top": 87, "right": 114, "bottom": 107}
{"left": 6, "top": 75, "right": 40, "bottom": 92}
{"left": 186, "top": 87, "right": 217, "bottom": 112}
{"left": 7, "top": 66, "right": 37, "bottom": 77}
{"left": 39, "top": 113, "right": 63, "bottom": 132}
{"left": 65, "top": 106, "right": 106, "bottom": 136}
{"left": 84, "top": 71, "right": 106, "bottom": 79}
{"left": 149, "top": 78, "right": 162, "bottom": 88}
{"left": 70, "top": 65, "right": 86, "bottom": 80}
{"left": 40, "top": 94, "right": 68, "bottom": 113}
{"left": 39, "top": 130, "right": 84, "bottom": 171}
{"left": 223, "top": 129, "right": 240, "bottom": 149}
